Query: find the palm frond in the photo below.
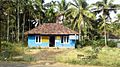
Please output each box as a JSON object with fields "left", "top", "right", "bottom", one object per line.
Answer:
{"left": 103, "top": 0, "right": 107, "bottom": 4}
{"left": 72, "top": 0, "right": 79, "bottom": 7}
{"left": 69, "top": 2, "right": 78, "bottom": 8}
{"left": 72, "top": 13, "right": 80, "bottom": 29}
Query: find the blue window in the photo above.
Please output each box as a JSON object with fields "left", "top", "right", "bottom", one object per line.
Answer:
{"left": 61, "top": 36, "right": 69, "bottom": 43}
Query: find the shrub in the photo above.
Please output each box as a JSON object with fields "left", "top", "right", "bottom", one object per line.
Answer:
{"left": 30, "top": 47, "right": 37, "bottom": 49}
{"left": 56, "top": 47, "right": 120, "bottom": 67}
{"left": 38, "top": 46, "right": 41, "bottom": 49}
{"left": 107, "top": 40, "right": 117, "bottom": 47}
{"left": 76, "top": 39, "right": 118, "bottom": 48}
{"left": 76, "top": 39, "right": 105, "bottom": 48}
{"left": 76, "top": 40, "right": 92, "bottom": 48}
{"left": 22, "top": 55, "right": 36, "bottom": 62}
{"left": 0, "top": 41, "right": 24, "bottom": 60}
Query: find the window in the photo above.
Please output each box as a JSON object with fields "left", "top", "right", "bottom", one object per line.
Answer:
{"left": 35, "top": 36, "right": 41, "bottom": 43}
{"left": 61, "top": 36, "right": 69, "bottom": 43}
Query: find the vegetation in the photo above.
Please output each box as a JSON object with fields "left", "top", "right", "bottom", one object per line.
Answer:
{"left": 0, "top": 41, "right": 24, "bottom": 61}
{"left": 0, "top": 0, "right": 120, "bottom": 66}
{"left": 0, "top": 41, "right": 37, "bottom": 62}
{"left": 55, "top": 46, "right": 120, "bottom": 67}
{"left": 1, "top": 0, "right": 120, "bottom": 43}
{"left": 76, "top": 39, "right": 118, "bottom": 48}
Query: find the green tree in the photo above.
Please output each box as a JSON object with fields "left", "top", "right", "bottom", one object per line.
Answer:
{"left": 92, "top": 0, "right": 120, "bottom": 46}
{"left": 43, "top": 1, "right": 57, "bottom": 23}
{"left": 70, "top": 0, "right": 95, "bottom": 41}
{"left": 33, "top": 0, "right": 45, "bottom": 24}
{"left": 0, "top": 0, "right": 16, "bottom": 42}
{"left": 56, "top": 0, "right": 70, "bottom": 23}
{"left": 110, "top": 14, "right": 120, "bottom": 37}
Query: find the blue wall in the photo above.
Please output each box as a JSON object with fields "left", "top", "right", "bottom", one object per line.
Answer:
{"left": 28, "top": 35, "right": 78, "bottom": 48}
{"left": 28, "top": 35, "right": 49, "bottom": 47}
{"left": 55, "top": 38, "right": 76, "bottom": 48}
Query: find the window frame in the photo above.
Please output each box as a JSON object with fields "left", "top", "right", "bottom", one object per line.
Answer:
{"left": 35, "top": 36, "right": 42, "bottom": 43}
{"left": 61, "top": 36, "right": 69, "bottom": 44}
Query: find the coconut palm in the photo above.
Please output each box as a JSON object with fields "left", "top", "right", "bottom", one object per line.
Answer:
{"left": 16, "top": 0, "right": 20, "bottom": 42}
{"left": 1, "top": 0, "right": 15, "bottom": 41}
{"left": 70, "top": 0, "right": 95, "bottom": 41}
{"left": 20, "top": 0, "right": 28, "bottom": 43}
{"left": 110, "top": 14, "right": 120, "bottom": 37}
{"left": 56, "top": 0, "right": 70, "bottom": 23}
{"left": 33, "top": 0, "right": 45, "bottom": 24}
{"left": 92, "top": 0, "right": 120, "bottom": 46}
{"left": 42, "top": 1, "right": 57, "bottom": 23}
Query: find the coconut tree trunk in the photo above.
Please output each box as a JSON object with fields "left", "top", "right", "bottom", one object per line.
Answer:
{"left": 7, "top": 11, "right": 9, "bottom": 42}
{"left": 0, "top": 21, "right": 2, "bottom": 52}
{"left": 11, "top": 21, "right": 14, "bottom": 42}
{"left": 102, "top": 9, "right": 107, "bottom": 46}
{"left": 78, "top": 29, "right": 81, "bottom": 41}
{"left": 39, "top": 13, "right": 41, "bottom": 25}
{"left": 29, "top": 10, "right": 30, "bottom": 30}
{"left": 17, "top": 0, "right": 20, "bottom": 42}
{"left": 22, "top": 14, "right": 25, "bottom": 43}
{"left": 104, "top": 18, "right": 107, "bottom": 46}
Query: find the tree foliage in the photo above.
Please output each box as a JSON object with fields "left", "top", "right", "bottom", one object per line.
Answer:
{"left": 0, "top": 0, "right": 120, "bottom": 45}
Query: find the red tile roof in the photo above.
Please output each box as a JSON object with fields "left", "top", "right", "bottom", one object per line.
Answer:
{"left": 25, "top": 23, "right": 78, "bottom": 35}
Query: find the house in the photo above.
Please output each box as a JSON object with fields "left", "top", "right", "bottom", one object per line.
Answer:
{"left": 25, "top": 23, "right": 79, "bottom": 48}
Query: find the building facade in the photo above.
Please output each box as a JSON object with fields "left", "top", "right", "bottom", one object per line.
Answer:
{"left": 25, "top": 23, "right": 78, "bottom": 48}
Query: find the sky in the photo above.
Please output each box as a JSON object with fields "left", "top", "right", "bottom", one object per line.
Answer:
{"left": 44, "top": 0, "right": 120, "bottom": 21}
{"left": 44, "top": 0, "right": 120, "bottom": 4}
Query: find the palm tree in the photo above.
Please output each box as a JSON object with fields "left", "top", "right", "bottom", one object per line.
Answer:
{"left": 110, "top": 14, "right": 120, "bottom": 37}
{"left": 116, "top": 14, "right": 120, "bottom": 23}
{"left": 16, "top": 0, "right": 20, "bottom": 42}
{"left": 20, "top": 0, "right": 27, "bottom": 43}
{"left": 2, "top": 0, "right": 15, "bottom": 42}
{"left": 70, "top": 0, "right": 95, "bottom": 41}
{"left": 3, "top": 1, "right": 10, "bottom": 42}
{"left": 56, "top": 0, "right": 70, "bottom": 23}
{"left": 43, "top": 1, "right": 57, "bottom": 23}
{"left": 33, "top": 0, "right": 45, "bottom": 24}
{"left": 92, "top": 0, "right": 120, "bottom": 46}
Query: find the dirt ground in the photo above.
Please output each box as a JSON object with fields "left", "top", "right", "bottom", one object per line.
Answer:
{"left": 0, "top": 61, "right": 103, "bottom": 67}
{"left": 25, "top": 48, "right": 70, "bottom": 61}
{"left": 0, "top": 49, "right": 104, "bottom": 67}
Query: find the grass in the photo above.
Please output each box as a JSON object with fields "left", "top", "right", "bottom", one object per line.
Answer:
{"left": 0, "top": 41, "right": 24, "bottom": 60}
{"left": 1, "top": 41, "right": 120, "bottom": 67}
{"left": 55, "top": 46, "right": 120, "bottom": 67}
{"left": 0, "top": 41, "right": 37, "bottom": 62}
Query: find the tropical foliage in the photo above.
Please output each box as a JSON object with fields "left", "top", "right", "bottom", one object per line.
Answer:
{"left": 0, "top": 1, "right": 120, "bottom": 66}
{"left": 0, "top": 0, "right": 120, "bottom": 46}
{"left": 91, "top": 0, "right": 120, "bottom": 46}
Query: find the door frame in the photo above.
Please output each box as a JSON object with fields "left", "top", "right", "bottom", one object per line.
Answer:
{"left": 49, "top": 35, "right": 55, "bottom": 47}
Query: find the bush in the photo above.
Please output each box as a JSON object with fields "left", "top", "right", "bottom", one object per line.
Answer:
{"left": 55, "top": 47, "right": 120, "bottom": 67}
{"left": 22, "top": 55, "right": 36, "bottom": 62}
{"left": 76, "top": 39, "right": 105, "bottom": 48}
{"left": 107, "top": 40, "right": 117, "bottom": 47}
{"left": 75, "top": 40, "right": 82, "bottom": 48}
{"left": 76, "top": 39, "right": 93, "bottom": 48}
{"left": 0, "top": 41, "right": 24, "bottom": 60}
{"left": 76, "top": 39, "right": 117, "bottom": 48}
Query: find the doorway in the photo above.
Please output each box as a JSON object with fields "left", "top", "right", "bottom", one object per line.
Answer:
{"left": 49, "top": 35, "right": 55, "bottom": 47}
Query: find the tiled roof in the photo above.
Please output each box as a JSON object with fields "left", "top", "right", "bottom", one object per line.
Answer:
{"left": 25, "top": 23, "right": 78, "bottom": 35}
